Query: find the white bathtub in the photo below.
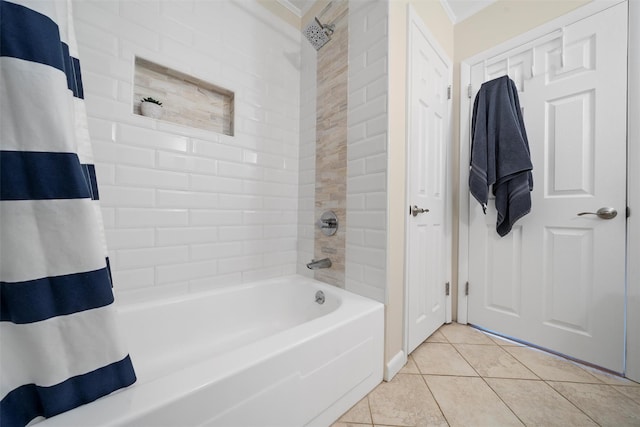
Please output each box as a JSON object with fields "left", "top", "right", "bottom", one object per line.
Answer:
{"left": 39, "top": 275, "right": 384, "bottom": 426}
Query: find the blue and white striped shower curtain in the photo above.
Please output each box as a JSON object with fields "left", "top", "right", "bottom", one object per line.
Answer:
{"left": 0, "top": 1, "right": 136, "bottom": 425}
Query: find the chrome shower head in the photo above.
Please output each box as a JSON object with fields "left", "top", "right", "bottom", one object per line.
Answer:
{"left": 303, "top": 17, "right": 334, "bottom": 51}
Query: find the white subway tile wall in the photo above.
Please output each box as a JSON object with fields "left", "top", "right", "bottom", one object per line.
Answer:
{"left": 296, "top": 36, "right": 317, "bottom": 278}
{"left": 74, "top": 0, "right": 301, "bottom": 298}
{"left": 346, "top": 0, "right": 389, "bottom": 303}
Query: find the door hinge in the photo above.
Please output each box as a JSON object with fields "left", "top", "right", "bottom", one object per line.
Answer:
{"left": 627, "top": 206, "right": 631, "bottom": 218}
{"left": 447, "top": 85, "right": 452, "bottom": 100}
{"left": 465, "top": 281, "right": 469, "bottom": 296}
{"left": 445, "top": 282, "right": 450, "bottom": 296}
{"left": 467, "top": 84, "right": 473, "bottom": 99}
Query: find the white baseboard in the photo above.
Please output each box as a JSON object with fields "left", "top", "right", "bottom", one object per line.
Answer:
{"left": 384, "top": 350, "right": 406, "bottom": 381}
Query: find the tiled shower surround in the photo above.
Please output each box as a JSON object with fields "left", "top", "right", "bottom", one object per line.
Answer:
{"left": 345, "top": 1, "right": 388, "bottom": 302}
{"left": 75, "top": 1, "right": 301, "bottom": 297}
{"left": 314, "top": 1, "right": 348, "bottom": 287}
{"left": 74, "top": 0, "right": 389, "bottom": 303}
{"left": 309, "top": 0, "right": 388, "bottom": 298}
{"left": 293, "top": 0, "right": 390, "bottom": 303}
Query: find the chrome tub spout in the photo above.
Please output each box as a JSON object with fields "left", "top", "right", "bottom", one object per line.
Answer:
{"left": 306, "top": 258, "right": 332, "bottom": 270}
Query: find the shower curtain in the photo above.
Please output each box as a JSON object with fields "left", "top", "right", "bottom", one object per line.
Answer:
{"left": 0, "top": 1, "right": 136, "bottom": 426}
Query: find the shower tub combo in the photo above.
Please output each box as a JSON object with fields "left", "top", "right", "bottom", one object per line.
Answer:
{"left": 39, "top": 275, "right": 384, "bottom": 426}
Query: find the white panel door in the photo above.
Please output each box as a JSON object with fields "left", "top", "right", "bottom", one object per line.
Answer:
{"left": 467, "top": 3, "right": 627, "bottom": 372}
{"left": 406, "top": 13, "right": 451, "bottom": 354}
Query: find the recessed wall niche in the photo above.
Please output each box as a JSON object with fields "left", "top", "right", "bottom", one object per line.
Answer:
{"left": 133, "top": 57, "right": 234, "bottom": 136}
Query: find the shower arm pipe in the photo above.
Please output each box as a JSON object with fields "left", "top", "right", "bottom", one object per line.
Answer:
{"left": 315, "top": 17, "right": 334, "bottom": 35}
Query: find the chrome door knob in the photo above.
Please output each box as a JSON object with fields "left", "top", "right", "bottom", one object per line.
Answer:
{"left": 577, "top": 207, "right": 617, "bottom": 219}
{"left": 410, "top": 205, "right": 429, "bottom": 217}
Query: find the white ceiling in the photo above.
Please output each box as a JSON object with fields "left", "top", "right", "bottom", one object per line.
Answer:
{"left": 281, "top": 0, "right": 497, "bottom": 24}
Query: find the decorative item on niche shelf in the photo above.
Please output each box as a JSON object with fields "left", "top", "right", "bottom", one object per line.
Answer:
{"left": 140, "top": 97, "right": 163, "bottom": 119}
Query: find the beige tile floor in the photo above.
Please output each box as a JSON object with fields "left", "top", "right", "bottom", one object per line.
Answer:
{"left": 333, "top": 323, "right": 640, "bottom": 427}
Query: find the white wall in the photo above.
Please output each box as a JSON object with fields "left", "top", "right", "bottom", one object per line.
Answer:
{"left": 346, "top": 0, "right": 389, "bottom": 303}
{"left": 73, "top": 0, "right": 301, "bottom": 301}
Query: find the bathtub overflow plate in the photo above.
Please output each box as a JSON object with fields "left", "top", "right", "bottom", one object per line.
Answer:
{"left": 315, "top": 290, "right": 325, "bottom": 304}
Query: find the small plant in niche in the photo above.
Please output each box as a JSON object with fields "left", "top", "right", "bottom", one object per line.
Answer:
{"left": 140, "top": 97, "right": 163, "bottom": 118}
{"left": 141, "top": 97, "right": 162, "bottom": 106}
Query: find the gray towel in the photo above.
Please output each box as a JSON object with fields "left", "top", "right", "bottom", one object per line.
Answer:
{"left": 470, "top": 76, "right": 533, "bottom": 237}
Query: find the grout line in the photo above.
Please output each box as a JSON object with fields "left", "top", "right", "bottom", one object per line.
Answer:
{"left": 480, "top": 375, "right": 527, "bottom": 426}
{"left": 445, "top": 333, "right": 528, "bottom": 424}
{"left": 366, "top": 394, "right": 374, "bottom": 426}
{"left": 421, "top": 373, "right": 481, "bottom": 378}
{"left": 448, "top": 339, "right": 483, "bottom": 378}
{"left": 489, "top": 344, "right": 541, "bottom": 380}
{"left": 410, "top": 354, "right": 424, "bottom": 376}
{"left": 543, "top": 379, "right": 601, "bottom": 426}
{"left": 419, "top": 373, "right": 452, "bottom": 427}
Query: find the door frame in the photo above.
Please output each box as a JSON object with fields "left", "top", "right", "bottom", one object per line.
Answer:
{"left": 626, "top": 0, "right": 640, "bottom": 382}
{"left": 457, "top": 0, "right": 639, "bottom": 381}
{"left": 403, "top": 4, "right": 454, "bottom": 361}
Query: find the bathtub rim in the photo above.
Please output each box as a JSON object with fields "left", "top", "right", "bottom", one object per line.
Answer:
{"left": 114, "top": 274, "right": 347, "bottom": 311}
{"left": 38, "top": 274, "right": 384, "bottom": 426}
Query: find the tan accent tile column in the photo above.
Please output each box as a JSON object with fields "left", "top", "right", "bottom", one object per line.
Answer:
{"left": 314, "top": 1, "right": 348, "bottom": 287}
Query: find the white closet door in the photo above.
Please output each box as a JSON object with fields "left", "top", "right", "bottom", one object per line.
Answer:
{"left": 406, "top": 10, "right": 451, "bottom": 354}
{"left": 467, "top": 3, "right": 627, "bottom": 372}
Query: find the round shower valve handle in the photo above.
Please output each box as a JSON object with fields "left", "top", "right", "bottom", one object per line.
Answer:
{"left": 410, "top": 205, "right": 429, "bottom": 217}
